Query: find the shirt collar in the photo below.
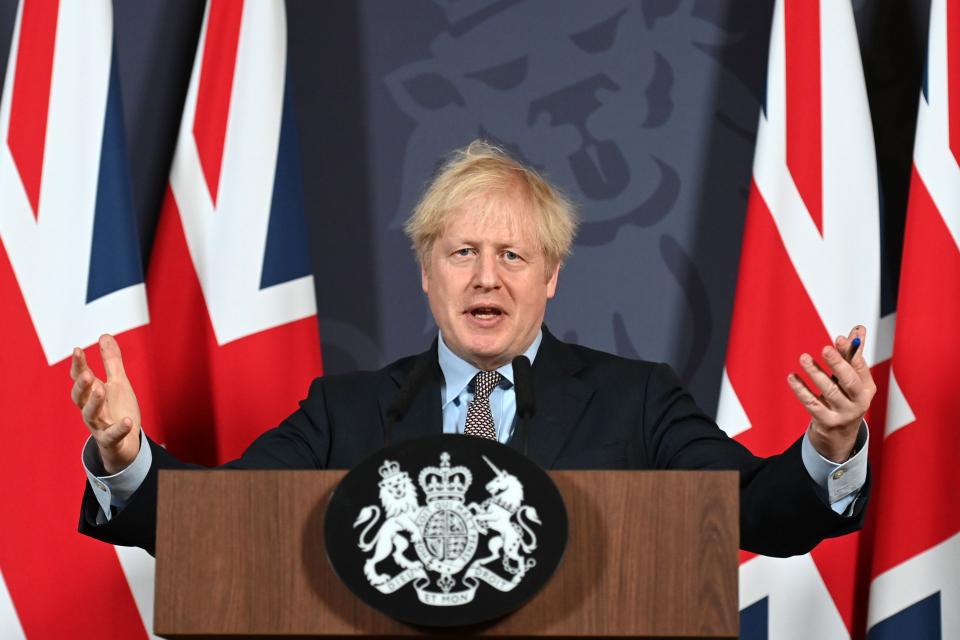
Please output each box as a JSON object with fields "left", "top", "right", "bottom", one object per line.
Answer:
{"left": 437, "top": 329, "right": 543, "bottom": 408}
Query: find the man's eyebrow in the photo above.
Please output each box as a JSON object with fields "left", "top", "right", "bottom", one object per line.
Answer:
{"left": 443, "top": 236, "right": 536, "bottom": 250}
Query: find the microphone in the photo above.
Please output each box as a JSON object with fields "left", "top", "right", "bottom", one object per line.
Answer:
{"left": 511, "top": 355, "right": 536, "bottom": 456}
{"left": 384, "top": 351, "right": 435, "bottom": 445}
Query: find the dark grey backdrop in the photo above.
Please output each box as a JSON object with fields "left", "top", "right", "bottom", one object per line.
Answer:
{"left": 0, "top": 0, "right": 929, "bottom": 415}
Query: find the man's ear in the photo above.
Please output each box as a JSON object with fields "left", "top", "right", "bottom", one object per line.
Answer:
{"left": 545, "top": 262, "right": 560, "bottom": 299}
{"left": 421, "top": 263, "right": 429, "bottom": 294}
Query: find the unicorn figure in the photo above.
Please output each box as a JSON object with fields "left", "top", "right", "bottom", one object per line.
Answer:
{"left": 471, "top": 456, "right": 541, "bottom": 577}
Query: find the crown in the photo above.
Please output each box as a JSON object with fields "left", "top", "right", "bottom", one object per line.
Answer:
{"left": 418, "top": 452, "right": 472, "bottom": 502}
{"left": 378, "top": 459, "right": 403, "bottom": 480}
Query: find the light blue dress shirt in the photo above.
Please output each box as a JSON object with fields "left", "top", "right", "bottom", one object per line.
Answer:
{"left": 83, "top": 329, "right": 867, "bottom": 519}
{"left": 437, "top": 330, "right": 541, "bottom": 444}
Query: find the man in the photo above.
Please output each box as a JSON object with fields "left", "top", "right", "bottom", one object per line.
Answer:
{"left": 72, "top": 140, "right": 874, "bottom": 557}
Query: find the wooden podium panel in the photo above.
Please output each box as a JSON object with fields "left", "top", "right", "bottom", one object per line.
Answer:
{"left": 155, "top": 470, "right": 738, "bottom": 638}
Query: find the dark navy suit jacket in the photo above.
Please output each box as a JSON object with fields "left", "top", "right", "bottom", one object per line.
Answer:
{"left": 79, "top": 328, "right": 868, "bottom": 556}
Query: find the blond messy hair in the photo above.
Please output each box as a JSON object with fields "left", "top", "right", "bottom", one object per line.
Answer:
{"left": 404, "top": 140, "right": 578, "bottom": 273}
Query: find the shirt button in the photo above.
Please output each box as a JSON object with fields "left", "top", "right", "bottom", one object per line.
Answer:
{"left": 832, "top": 469, "right": 845, "bottom": 480}
{"left": 94, "top": 480, "right": 107, "bottom": 491}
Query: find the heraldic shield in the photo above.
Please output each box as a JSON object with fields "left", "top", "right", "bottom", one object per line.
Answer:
{"left": 324, "top": 434, "right": 568, "bottom": 627}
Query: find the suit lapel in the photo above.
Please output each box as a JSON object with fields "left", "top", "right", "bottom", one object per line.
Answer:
{"left": 520, "top": 328, "right": 595, "bottom": 468}
{"left": 377, "top": 341, "right": 444, "bottom": 445}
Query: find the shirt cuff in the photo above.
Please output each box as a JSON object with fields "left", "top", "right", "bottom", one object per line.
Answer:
{"left": 801, "top": 421, "right": 869, "bottom": 511}
{"left": 81, "top": 429, "right": 152, "bottom": 522}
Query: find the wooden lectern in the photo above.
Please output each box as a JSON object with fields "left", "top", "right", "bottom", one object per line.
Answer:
{"left": 154, "top": 470, "right": 738, "bottom": 638}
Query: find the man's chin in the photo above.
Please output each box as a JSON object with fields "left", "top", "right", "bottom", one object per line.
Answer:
{"left": 461, "top": 341, "right": 511, "bottom": 369}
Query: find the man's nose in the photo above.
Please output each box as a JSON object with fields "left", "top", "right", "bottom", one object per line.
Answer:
{"left": 473, "top": 252, "right": 501, "bottom": 289}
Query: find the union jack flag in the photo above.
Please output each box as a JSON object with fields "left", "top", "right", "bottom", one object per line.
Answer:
{"left": 717, "top": 0, "right": 894, "bottom": 637}
{"left": 0, "top": 0, "right": 321, "bottom": 636}
{"left": 867, "top": 0, "right": 960, "bottom": 637}
{"left": 0, "top": 0, "right": 158, "bottom": 636}
{"left": 146, "top": 0, "right": 321, "bottom": 465}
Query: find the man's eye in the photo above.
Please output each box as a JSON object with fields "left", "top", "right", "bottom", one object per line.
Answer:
{"left": 503, "top": 251, "right": 521, "bottom": 261}
{"left": 454, "top": 248, "right": 473, "bottom": 257}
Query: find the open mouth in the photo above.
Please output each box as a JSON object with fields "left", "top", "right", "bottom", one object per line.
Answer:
{"left": 467, "top": 305, "right": 505, "bottom": 320}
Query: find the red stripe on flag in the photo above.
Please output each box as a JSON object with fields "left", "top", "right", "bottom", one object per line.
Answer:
{"left": 141, "top": 191, "right": 215, "bottom": 457}
{"left": 146, "top": 189, "right": 322, "bottom": 464}
{"left": 7, "top": 0, "right": 59, "bottom": 219}
{"left": 948, "top": 0, "right": 960, "bottom": 167}
{"left": 192, "top": 0, "right": 244, "bottom": 208}
{"left": 811, "top": 532, "right": 862, "bottom": 634}
{"left": 0, "top": 240, "right": 149, "bottom": 639}
{"left": 785, "top": 0, "right": 824, "bottom": 235}
{"left": 871, "top": 168, "right": 960, "bottom": 578}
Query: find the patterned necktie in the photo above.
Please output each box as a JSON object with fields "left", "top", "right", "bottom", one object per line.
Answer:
{"left": 463, "top": 370, "right": 502, "bottom": 440}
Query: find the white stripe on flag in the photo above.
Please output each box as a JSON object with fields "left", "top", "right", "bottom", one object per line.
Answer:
{"left": 716, "top": 367, "right": 750, "bottom": 438}
{"left": 0, "top": 569, "right": 26, "bottom": 640}
{"left": 115, "top": 546, "right": 161, "bottom": 639}
{"left": 883, "top": 367, "right": 916, "bottom": 438}
{"left": 740, "top": 554, "right": 849, "bottom": 639}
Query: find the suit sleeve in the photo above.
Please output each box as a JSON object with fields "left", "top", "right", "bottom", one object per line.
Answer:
{"left": 641, "top": 363, "right": 870, "bottom": 557}
{"left": 77, "top": 376, "right": 333, "bottom": 555}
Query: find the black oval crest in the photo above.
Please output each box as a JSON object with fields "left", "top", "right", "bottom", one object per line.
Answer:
{"left": 324, "top": 433, "right": 568, "bottom": 627}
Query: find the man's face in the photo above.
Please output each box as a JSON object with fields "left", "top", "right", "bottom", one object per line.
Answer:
{"left": 422, "top": 191, "right": 559, "bottom": 371}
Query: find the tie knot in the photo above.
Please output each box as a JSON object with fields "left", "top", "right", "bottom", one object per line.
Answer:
{"left": 471, "top": 370, "right": 502, "bottom": 400}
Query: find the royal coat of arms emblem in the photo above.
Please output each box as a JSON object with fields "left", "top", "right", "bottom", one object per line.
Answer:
{"left": 353, "top": 452, "right": 541, "bottom": 606}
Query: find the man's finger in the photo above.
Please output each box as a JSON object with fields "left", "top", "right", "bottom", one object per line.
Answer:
{"left": 99, "top": 334, "right": 127, "bottom": 383}
{"left": 849, "top": 326, "right": 873, "bottom": 385}
{"left": 70, "top": 370, "right": 97, "bottom": 409}
{"left": 786, "top": 373, "right": 829, "bottom": 422}
{"left": 822, "top": 345, "right": 864, "bottom": 398}
{"left": 835, "top": 334, "right": 850, "bottom": 357}
{"left": 848, "top": 324, "right": 864, "bottom": 345}
{"left": 97, "top": 418, "right": 133, "bottom": 449}
{"left": 81, "top": 381, "right": 107, "bottom": 428}
{"left": 70, "top": 347, "right": 88, "bottom": 382}
{"left": 800, "top": 353, "right": 852, "bottom": 409}
{"left": 853, "top": 325, "right": 865, "bottom": 353}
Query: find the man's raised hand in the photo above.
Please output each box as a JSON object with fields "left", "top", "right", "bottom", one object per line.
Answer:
{"left": 70, "top": 334, "right": 142, "bottom": 474}
{"left": 786, "top": 325, "right": 876, "bottom": 463}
